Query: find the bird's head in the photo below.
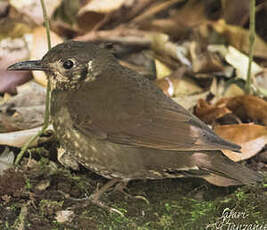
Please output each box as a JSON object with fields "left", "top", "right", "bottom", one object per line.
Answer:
{"left": 7, "top": 41, "right": 118, "bottom": 90}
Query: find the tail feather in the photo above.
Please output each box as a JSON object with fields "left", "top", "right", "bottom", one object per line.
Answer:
{"left": 192, "top": 151, "right": 263, "bottom": 186}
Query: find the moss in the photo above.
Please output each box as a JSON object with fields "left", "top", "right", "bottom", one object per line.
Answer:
{"left": 1, "top": 154, "right": 266, "bottom": 230}
{"left": 39, "top": 200, "right": 64, "bottom": 217}
{"left": 96, "top": 181, "right": 267, "bottom": 230}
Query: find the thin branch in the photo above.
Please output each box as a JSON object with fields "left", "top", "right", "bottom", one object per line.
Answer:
{"left": 245, "top": 0, "right": 255, "bottom": 94}
{"left": 15, "top": 0, "right": 52, "bottom": 165}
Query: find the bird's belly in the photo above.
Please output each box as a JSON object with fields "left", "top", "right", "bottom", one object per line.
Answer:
{"left": 51, "top": 104, "right": 198, "bottom": 180}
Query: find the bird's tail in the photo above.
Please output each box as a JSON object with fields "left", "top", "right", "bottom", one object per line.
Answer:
{"left": 192, "top": 151, "right": 263, "bottom": 186}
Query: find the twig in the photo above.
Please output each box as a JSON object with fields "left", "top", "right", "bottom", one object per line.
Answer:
{"left": 15, "top": 0, "right": 52, "bottom": 165}
{"left": 245, "top": 0, "right": 255, "bottom": 94}
{"left": 131, "top": 0, "right": 183, "bottom": 24}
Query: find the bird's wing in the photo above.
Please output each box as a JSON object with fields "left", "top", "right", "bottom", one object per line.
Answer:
{"left": 68, "top": 70, "right": 240, "bottom": 152}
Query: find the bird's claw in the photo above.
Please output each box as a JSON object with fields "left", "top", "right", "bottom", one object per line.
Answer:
{"left": 113, "top": 182, "right": 149, "bottom": 204}
{"left": 89, "top": 194, "right": 124, "bottom": 216}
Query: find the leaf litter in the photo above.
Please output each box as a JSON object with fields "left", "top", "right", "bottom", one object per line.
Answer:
{"left": 0, "top": 0, "right": 266, "bottom": 229}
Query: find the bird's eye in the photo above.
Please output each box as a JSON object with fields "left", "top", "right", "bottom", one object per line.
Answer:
{"left": 63, "top": 60, "right": 74, "bottom": 69}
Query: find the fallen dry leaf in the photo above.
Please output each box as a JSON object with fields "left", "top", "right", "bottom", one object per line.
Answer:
{"left": 10, "top": 0, "right": 61, "bottom": 25}
{"left": 222, "top": 0, "right": 250, "bottom": 26}
{"left": 195, "top": 99, "right": 231, "bottom": 124}
{"left": 154, "top": 59, "right": 172, "bottom": 80}
{"left": 225, "top": 46, "right": 262, "bottom": 81}
{"left": 155, "top": 66, "right": 204, "bottom": 98}
{"left": 214, "top": 124, "right": 267, "bottom": 162}
{"left": 132, "top": 0, "right": 182, "bottom": 24}
{"left": 209, "top": 78, "right": 226, "bottom": 103}
{"left": 0, "top": 82, "right": 46, "bottom": 132}
{"left": 110, "top": 0, "right": 153, "bottom": 24}
{"left": 0, "top": 36, "right": 32, "bottom": 93}
{"left": 77, "top": 0, "right": 127, "bottom": 31}
{"left": 174, "top": 78, "right": 203, "bottom": 96}
{"left": 76, "top": 28, "right": 151, "bottom": 47}
{"left": 0, "top": 125, "right": 53, "bottom": 148}
{"left": 0, "top": 147, "right": 14, "bottom": 176}
{"left": 209, "top": 79, "right": 244, "bottom": 104}
{"left": 55, "top": 210, "right": 74, "bottom": 223}
{"left": 0, "top": 127, "right": 41, "bottom": 147}
{"left": 0, "top": 70, "right": 31, "bottom": 94}
{"left": 222, "top": 95, "right": 267, "bottom": 125}
{"left": 224, "top": 84, "right": 245, "bottom": 98}
{"left": 255, "top": 68, "right": 267, "bottom": 97}
{"left": 30, "top": 27, "right": 63, "bottom": 86}
{"left": 150, "top": 33, "right": 181, "bottom": 62}
{"left": 142, "top": 0, "right": 207, "bottom": 37}
{"left": 173, "top": 91, "right": 209, "bottom": 110}
{"left": 156, "top": 76, "right": 203, "bottom": 97}
{"left": 190, "top": 41, "right": 224, "bottom": 74}
{"left": 156, "top": 77, "right": 176, "bottom": 97}
{"left": 78, "top": 0, "right": 125, "bottom": 15}
{"left": 0, "top": 37, "right": 29, "bottom": 69}
{"left": 212, "top": 20, "right": 267, "bottom": 59}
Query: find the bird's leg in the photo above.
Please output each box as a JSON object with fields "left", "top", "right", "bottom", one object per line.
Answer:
{"left": 68, "top": 179, "right": 124, "bottom": 216}
{"left": 113, "top": 181, "right": 150, "bottom": 205}
{"left": 89, "top": 178, "right": 125, "bottom": 216}
{"left": 113, "top": 180, "right": 129, "bottom": 195}
{"left": 90, "top": 178, "right": 119, "bottom": 202}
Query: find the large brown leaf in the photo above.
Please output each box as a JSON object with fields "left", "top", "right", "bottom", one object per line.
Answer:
{"left": 222, "top": 95, "right": 267, "bottom": 125}
{"left": 214, "top": 124, "right": 267, "bottom": 162}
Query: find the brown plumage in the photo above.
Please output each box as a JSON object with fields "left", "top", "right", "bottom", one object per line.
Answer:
{"left": 8, "top": 41, "right": 262, "bottom": 194}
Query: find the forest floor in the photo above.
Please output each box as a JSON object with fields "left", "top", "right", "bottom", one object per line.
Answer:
{"left": 0, "top": 143, "right": 266, "bottom": 230}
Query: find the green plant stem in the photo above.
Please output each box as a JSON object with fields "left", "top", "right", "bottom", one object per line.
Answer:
{"left": 245, "top": 0, "right": 255, "bottom": 94}
{"left": 15, "top": 0, "right": 52, "bottom": 165}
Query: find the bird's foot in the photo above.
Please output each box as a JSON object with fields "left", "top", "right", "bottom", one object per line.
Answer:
{"left": 89, "top": 195, "right": 124, "bottom": 216}
{"left": 88, "top": 179, "right": 125, "bottom": 216}
{"left": 66, "top": 179, "right": 125, "bottom": 216}
{"left": 113, "top": 181, "right": 150, "bottom": 204}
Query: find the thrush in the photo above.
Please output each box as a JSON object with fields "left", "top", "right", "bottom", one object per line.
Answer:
{"left": 8, "top": 41, "right": 262, "bottom": 208}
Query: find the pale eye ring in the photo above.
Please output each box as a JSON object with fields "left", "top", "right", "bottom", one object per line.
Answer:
{"left": 63, "top": 59, "right": 74, "bottom": 69}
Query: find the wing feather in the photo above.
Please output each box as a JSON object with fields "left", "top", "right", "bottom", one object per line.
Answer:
{"left": 67, "top": 68, "right": 240, "bottom": 152}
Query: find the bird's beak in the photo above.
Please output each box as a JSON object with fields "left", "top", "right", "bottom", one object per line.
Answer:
{"left": 7, "top": 60, "right": 44, "bottom": 71}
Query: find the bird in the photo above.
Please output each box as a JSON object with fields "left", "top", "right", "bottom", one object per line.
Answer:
{"left": 8, "top": 41, "right": 262, "bottom": 210}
